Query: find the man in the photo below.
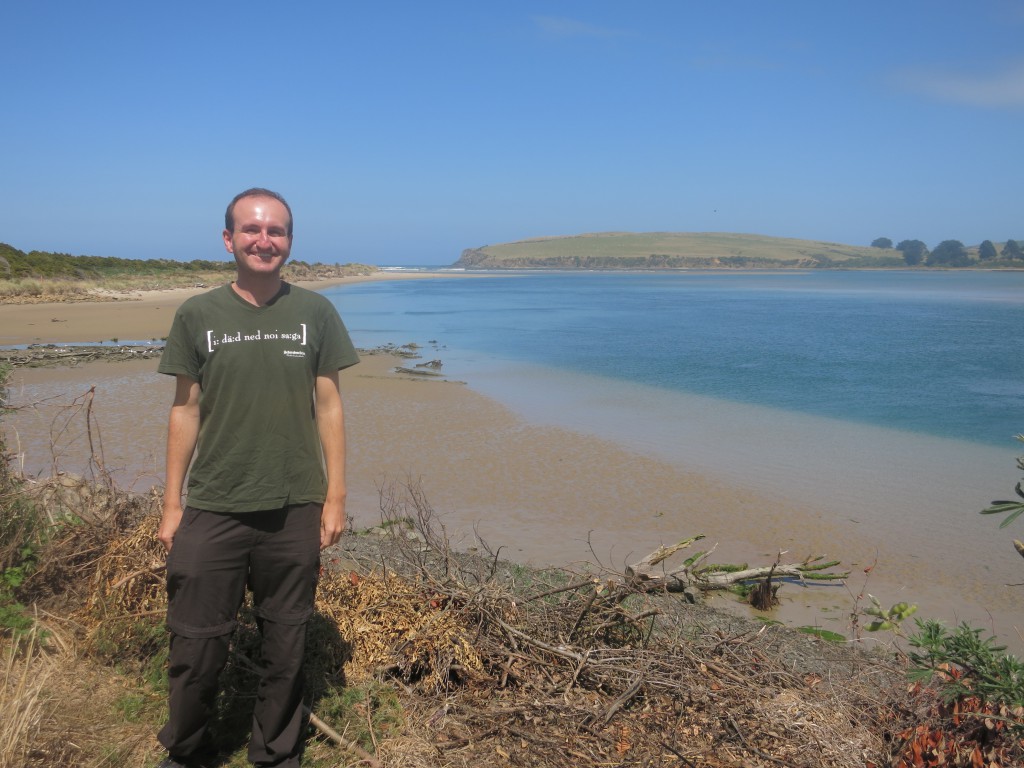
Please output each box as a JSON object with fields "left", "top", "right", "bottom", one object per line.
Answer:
{"left": 155, "top": 188, "right": 359, "bottom": 768}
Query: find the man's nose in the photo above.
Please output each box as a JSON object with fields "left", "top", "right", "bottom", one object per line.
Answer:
{"left": 255, "top": 231, "right": 273, "bottom": 249}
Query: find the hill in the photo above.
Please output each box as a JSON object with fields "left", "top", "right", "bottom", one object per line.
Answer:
{"left": 456, "top": 232, "right": 916, "bottom": 270}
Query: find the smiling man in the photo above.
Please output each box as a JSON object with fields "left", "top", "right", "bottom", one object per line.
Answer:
{"left": 155, "top": 188, "right": 359, "bottom": 768}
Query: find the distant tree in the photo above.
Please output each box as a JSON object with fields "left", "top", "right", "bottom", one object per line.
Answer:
{"left": 978, "top": 240, "right": 998, "bottom": 261}
{"left": 926, "top": 240, "right": 971, "bottom": 267}
{"left": 870, "top": 237, "right": 893, "bottom": 249}
{"left": 1002, "top": 239, "right": 1023, "bottom": 260}
{"left": 896, "top": 239, "right": 928, "bottom": 266}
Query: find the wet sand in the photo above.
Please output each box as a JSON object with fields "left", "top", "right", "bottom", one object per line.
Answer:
{"left": 3, "top": 284, "right": 1023, "bottom": 651}
{"left": 6, "top": 354, "right": 852, "bottom": 603}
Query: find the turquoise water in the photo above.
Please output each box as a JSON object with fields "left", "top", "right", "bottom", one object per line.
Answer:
{"left": 324, "top": 270, "right": 1024, "bottom": 644}
{"left": 324, "top": 270, "right": 1024, "bottom": 449}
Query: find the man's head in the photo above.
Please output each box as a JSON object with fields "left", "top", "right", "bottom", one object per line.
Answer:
{"left": 223, "top": 188, "right": 293, "bottom": 281}
{"left": 225, "top": 188, "right": 293, "bottom": 238}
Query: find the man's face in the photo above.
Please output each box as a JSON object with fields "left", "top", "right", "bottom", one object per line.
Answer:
{"left": 223, "top": 195, "right": 292, "bottom": 279}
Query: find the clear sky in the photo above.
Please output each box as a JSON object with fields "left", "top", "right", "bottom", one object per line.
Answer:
{"left": 3, "top": 1, "right": 1022, "bottom": 266}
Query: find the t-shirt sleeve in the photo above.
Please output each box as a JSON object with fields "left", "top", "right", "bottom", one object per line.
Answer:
{"left": 316, "top": 304, "right": 360, "bottom": 375}
{"left": 158, "top": 306, "right": 201, "bottom": 380}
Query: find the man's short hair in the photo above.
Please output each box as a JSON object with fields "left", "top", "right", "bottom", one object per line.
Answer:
{"left": 225, "top": 188, "right": 293, "bottom": 237}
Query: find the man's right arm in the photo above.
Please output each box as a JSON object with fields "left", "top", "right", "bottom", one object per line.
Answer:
{"left": 159, "top": 375, "right": 201, "bottom": 552}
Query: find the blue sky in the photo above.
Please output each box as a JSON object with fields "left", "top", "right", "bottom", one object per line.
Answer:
{"left": 2, "top": 1, "right": 1022, "bottom": 266}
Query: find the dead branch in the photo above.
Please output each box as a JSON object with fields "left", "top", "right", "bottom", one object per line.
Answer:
{"left": 624, "top": 539, "right": 845, "bottom": 594}
{"left": 597, "top": 671, "right": 645, "bottom": 726}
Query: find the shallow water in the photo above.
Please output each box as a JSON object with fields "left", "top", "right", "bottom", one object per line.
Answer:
{"left": 325, "top": 271, "right": 1024, "bottom": 646}
{"left": 327, "top": 270, "right": 1024, "bottom": 448}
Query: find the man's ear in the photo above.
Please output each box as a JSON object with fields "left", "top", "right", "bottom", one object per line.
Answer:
{"left": 222, "top": 229, "right": 233, "bottom": 254}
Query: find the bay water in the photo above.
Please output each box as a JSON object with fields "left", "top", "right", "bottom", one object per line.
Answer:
{"left": 323, "top": 270, "right": 1024, "bottom": 645}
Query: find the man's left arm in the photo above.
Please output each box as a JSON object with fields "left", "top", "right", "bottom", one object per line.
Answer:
{"left": 315, "top": 371, "right": 347, "bottom": 549}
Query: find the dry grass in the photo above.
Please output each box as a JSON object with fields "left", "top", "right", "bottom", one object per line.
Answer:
{"left": 1, "top": 624, "right": 159, "bottom": 767}
{"left": 0, "top": 272, "right": 228, "bottom": 303}
{"left": 0, "top": 607, "right": 157, "bottom": 768}
{"left": 2, "top": 476, "right": 915, "bottom": 768}
{"left": 0, "top": 278, "right": 96, "bottom": 301}
{"left": 1, "top": 626, "right": 56, "bottom": 767}
{"left": 0, "top": 262, "right": 376, "bottom": 304}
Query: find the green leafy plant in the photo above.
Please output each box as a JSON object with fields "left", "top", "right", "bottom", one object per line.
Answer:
{"left": 862, "top": 594, "right": 918, "bottom": 633}
{"left": 798, "top": 626, "right": 846, "bottom": 643}
{"left": 981, "top": 434, "right": 1024, "bottom": 528}
{"left": 0, "top": 546, "right": 38, "bottom": 635}
{"left": 0, "top": 597, "right": 34, "bottom": 635}
{"left": 907, "top": 619, "right": 1024, "bottom": 710}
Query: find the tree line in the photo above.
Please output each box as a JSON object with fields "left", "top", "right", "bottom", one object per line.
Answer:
{"left": 0, "top": 242, "right": 235, "bottom": 280}
{"left": 870, "top": 237, "right": 1024, "bottom": 267}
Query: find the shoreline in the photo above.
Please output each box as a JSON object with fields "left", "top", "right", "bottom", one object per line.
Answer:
{"left": 0, "top": 271, "right": 473, "bottom": 346}
{"left": 5, "top": 353, "right": 851, "bottom": 612}
{"left": 6, "top": 351, "right": 1023, "bottom": 652}
{"left": 2, "top": 278, "right": 1022, "bottom": 652}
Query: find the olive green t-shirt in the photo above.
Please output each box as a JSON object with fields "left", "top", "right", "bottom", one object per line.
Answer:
{"left": 158, "top": 283, "right": 360, "bottom": 512}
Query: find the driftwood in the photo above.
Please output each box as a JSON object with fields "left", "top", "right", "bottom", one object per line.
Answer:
{"left": 624, "top": 536, "right": 845, "bottom": 595}
{"left": 394, "top": 366, "right": 444, "bottom": 377}
{"left": 0, "top": 344, "right": 163, "bottom": 368}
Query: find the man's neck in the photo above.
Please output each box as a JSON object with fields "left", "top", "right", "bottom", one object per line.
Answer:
{"left": 231, "top": 276, "right": 284, "bottom": 307}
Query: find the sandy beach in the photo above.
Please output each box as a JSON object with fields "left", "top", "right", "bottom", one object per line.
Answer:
{"left": 0, "top": 272, "right": 470, "bottom": 347}
{"left": 3, "top": 280, "right": 1023, "bottom": 651}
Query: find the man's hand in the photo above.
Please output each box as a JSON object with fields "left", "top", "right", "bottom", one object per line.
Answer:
{"left": 159, "top": 503, "right": 185, "bottom": 553}
{"left": 320, "top": 498, "right": 346, "bottom": 550}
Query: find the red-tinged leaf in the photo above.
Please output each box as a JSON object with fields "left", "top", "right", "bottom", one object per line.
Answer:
{"left": 912, "top": 737, "right": 924, "bottom": 766}
{"left": 348, "top": 570, "right": 360, "bottom": 586}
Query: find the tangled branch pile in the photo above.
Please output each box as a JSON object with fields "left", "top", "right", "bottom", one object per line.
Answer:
{"left": 4, "top": 467, "right": 1024, "bottom": 766}
{"left": 17, "top": 475, "right": 895, "bottom": 767}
